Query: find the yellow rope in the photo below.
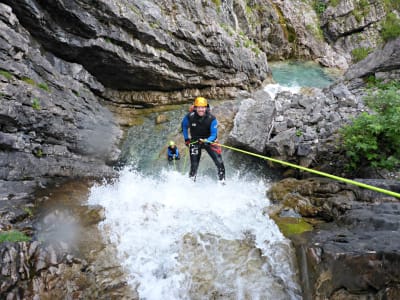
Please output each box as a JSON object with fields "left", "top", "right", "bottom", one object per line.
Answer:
{"left": 213, "top": 142, "right": 400, "bottom": 198}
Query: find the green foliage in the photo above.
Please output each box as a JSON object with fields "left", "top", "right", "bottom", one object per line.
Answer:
{"left": 34, "top": 148, "right": 43, "bottom": 158}
{"left": 0, "top": 230, "right": 30, "bottom": 243}
{"left": 382, "top": 13, "right": 400, "bottom": 41}
{"left": 359, "top": 0, "right": 369, "bottom": 8}
{"left": 366, "top": 76, "right": 400, "bottom": 90}
{"left": 0, "top": 70, "right": 13, "bottom": 80}
{"left": 383, "top": 0, "right": 400, "bottom": 11}
{"left": 32, "top": 97, "right": 41, "bottom": 110}
{"left": 340, "top": 84, "right": 400, "bottom": 170}
{"left": 330, "top": 0, "right": 341, "bottom": 7}
{"left": 351, "top": 47, "right": 372, "bottom": 62}
{"left": 314, "top": 0, "right": 327, "bottom": 14}
{"left": 22, "top": 77, "right": 36, "bottom": 85}
{"left": 37, "top": 82, "right": 50, "bottom": 92}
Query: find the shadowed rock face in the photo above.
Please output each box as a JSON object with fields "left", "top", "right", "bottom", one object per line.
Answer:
{"left": 2, "top": 0, "right": 269, "bottom": 91}
{"left": 0, "top": 3, "right": 122, "bottom": 199}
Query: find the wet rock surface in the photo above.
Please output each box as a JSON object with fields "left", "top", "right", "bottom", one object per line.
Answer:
{"left": 0, "top": 180, "right": 136, "bottom": 299}
{"left": 268, "top": 177, "right": 400, "bottom": 299}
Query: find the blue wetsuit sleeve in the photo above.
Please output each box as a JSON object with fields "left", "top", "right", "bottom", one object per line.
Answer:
{"left": 207, "top": 119, "right": 218, "bottom": 142}
{"left": 167, "top": 147, "right": 172, "bottom": 157}
{"left": 181, "top": 115, "right": 190, "bottom": 140}
{"left": 176, "top": 148, "right": 180, "bottom": 157}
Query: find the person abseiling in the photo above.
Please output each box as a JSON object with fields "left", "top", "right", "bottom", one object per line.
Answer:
{"left": 167, "top": 141, "right": 180, "bottom": 161}
{"left": 181, "top": 96, "right": 225, "bottom": 183}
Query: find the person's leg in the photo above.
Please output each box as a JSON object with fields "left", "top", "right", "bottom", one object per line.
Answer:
{"left": 205, "top": 145, "right": 225, "bottom": 181}
{"left": 189, "top": 143, "right": 201, "bottom": 179}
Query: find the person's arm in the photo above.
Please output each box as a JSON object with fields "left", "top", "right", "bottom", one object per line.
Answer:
{"left": 167, "top": 147, "right": 172, "bottom": 157}
{"left": 175, "top": 148, "right": 180, "bottom": 157}
{"left": 207, "top": 119, "right": 218, "bottom": 142}
{"left": 181, "top": 115, "right": 190, "bottom": 140}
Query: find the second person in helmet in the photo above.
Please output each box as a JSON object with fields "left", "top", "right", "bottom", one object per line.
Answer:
{"left": 181, "top": 97, "right": 225, "bottom": 183}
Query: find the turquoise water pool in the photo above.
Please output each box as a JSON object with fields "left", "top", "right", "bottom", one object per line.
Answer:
{"left": 269, "top": 60, "right": 341, "bottom": 88}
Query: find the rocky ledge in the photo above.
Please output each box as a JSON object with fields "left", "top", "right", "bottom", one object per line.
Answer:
{"left": 267, "top": 177, "right": 400, "bottom": 299}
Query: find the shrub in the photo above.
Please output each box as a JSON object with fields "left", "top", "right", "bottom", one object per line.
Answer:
{"left": 351, "top": 47, "right": 372, "bottom": 62}
{"left": 314, "top": 1, "right": 327, "bottom": 15}
{"left": 382, "top": 13, "right": 400, "bottom": 41}
{"left": 340, "top": 85, "right": 400, "bottom": 170}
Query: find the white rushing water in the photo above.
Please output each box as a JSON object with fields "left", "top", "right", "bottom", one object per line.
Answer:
{"left": 88, "top": 168, "right": 302, "bottom": 300}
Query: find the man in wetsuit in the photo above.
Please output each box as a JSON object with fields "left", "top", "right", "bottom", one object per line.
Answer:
{"left": 181, "top": 97, "right": 225, "bottom": 183}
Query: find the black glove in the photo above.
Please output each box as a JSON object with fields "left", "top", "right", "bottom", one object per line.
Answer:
{"left": 185, "top": 139, "right": 191, "bottom": 146}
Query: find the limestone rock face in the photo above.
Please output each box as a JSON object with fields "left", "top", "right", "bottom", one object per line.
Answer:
{"left": 2, "top": 0, "right": 269, "bottom": 92}
{"left": 321, "top": 0, "right": 387, "bottom": 59}
{"left": 344, "top": 37, "right": 400, "bottom": 89}
{"left": 0, "top": 4, "right": 122, "bottom": 198}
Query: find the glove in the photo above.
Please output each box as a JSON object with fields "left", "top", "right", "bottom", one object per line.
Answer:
{"left": 185, "top": 139, "right": 191, "bottom": 146}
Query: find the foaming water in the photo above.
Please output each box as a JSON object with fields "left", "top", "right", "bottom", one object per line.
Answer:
{"left": 88, "top": 168, "right": 301, "bottom": 299}
{"left": 264, "top": 83, "right": 301, "bottom": 99}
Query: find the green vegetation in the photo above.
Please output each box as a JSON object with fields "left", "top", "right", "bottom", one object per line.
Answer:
{"left": 0, "top": 70, "right": 13, "bottom": 80}
{"left": 22, "top": 76, "right": 51, "bottom": 92}
{"left": 340, "top": 81, "right": 400, "bottom": 171}
{"left": 382, "top": 13, "right": 400, "bottom": 41}
{"left": 313, "top": 0, "right": 327, "bottom": 15}
{"left": 32, "top": 98, "right": 41, "bottom": 110}
{"left": 383, "top": 0, "right": 400, "bottom": 12}
{"left": 359, "top": 0, "right": 369, "bottom": 8}
{"left": 23, "top": 207, "right": 34, "bottom": 217}
{"left": 351, "top": 47, "right": 372, "bottom": 62}
{"left": 211, "top": 0, "right": 222, "bottom": 7}
{"left": 34, "top": 148, "right": 43, "bottom": 158}
{"left": 22, "top": 77, "right": 36, "bottom": 85}
{"left": 0, "top": 230, "right": 30, "bottom": 243}
{"left": 37, "top": 82, "right": 50, "bottom": 92}
{"left": 329, "top": 0, "right": 341, "bottom": 7}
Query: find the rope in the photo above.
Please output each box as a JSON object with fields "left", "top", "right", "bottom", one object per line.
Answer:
{"left": 212, "top": 142, "right": 400, "bottom": 199}
{"left": 182, "top": 146, "right": 189, "bottom": 173}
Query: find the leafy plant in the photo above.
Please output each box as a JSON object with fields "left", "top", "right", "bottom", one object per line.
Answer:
{"left": 382, "top": 13, "right": 400, "bottom": 41}
{"left": 0, "top": 230, "right": 30, "bottom": 243}
{"left": 340, "top": 85, "right": 400, "bottom": 170}
{"left": 314, "top": 1, "right": 327, "bottom": 15}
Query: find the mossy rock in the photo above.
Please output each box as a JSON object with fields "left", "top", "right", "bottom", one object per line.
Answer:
{"left": 273, "top": 216, "right": 314, "bottom": 237}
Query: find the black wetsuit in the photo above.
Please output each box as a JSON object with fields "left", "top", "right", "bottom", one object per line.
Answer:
{"left": 181, "top": 111, "right": 225, "bottom": 181}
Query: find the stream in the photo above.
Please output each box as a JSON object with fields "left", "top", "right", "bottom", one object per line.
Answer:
{"left": 86, "top": 61, "right": 337, "bottom": 299}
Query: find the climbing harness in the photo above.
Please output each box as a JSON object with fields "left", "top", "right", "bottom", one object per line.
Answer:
{"left": 209, "top": 141, "right": 400, "bottom": 198}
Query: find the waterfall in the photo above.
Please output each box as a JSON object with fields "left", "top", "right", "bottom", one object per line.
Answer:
{"left": 88, "top": 168, "right": 302, "bottom": 299}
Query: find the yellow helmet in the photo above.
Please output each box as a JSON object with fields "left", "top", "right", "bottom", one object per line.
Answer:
{"left": 194, "top": 97, "right": 208, "bottom": 107}
{"left": 169, "top": 140, "right": 175, "bottom": 146}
